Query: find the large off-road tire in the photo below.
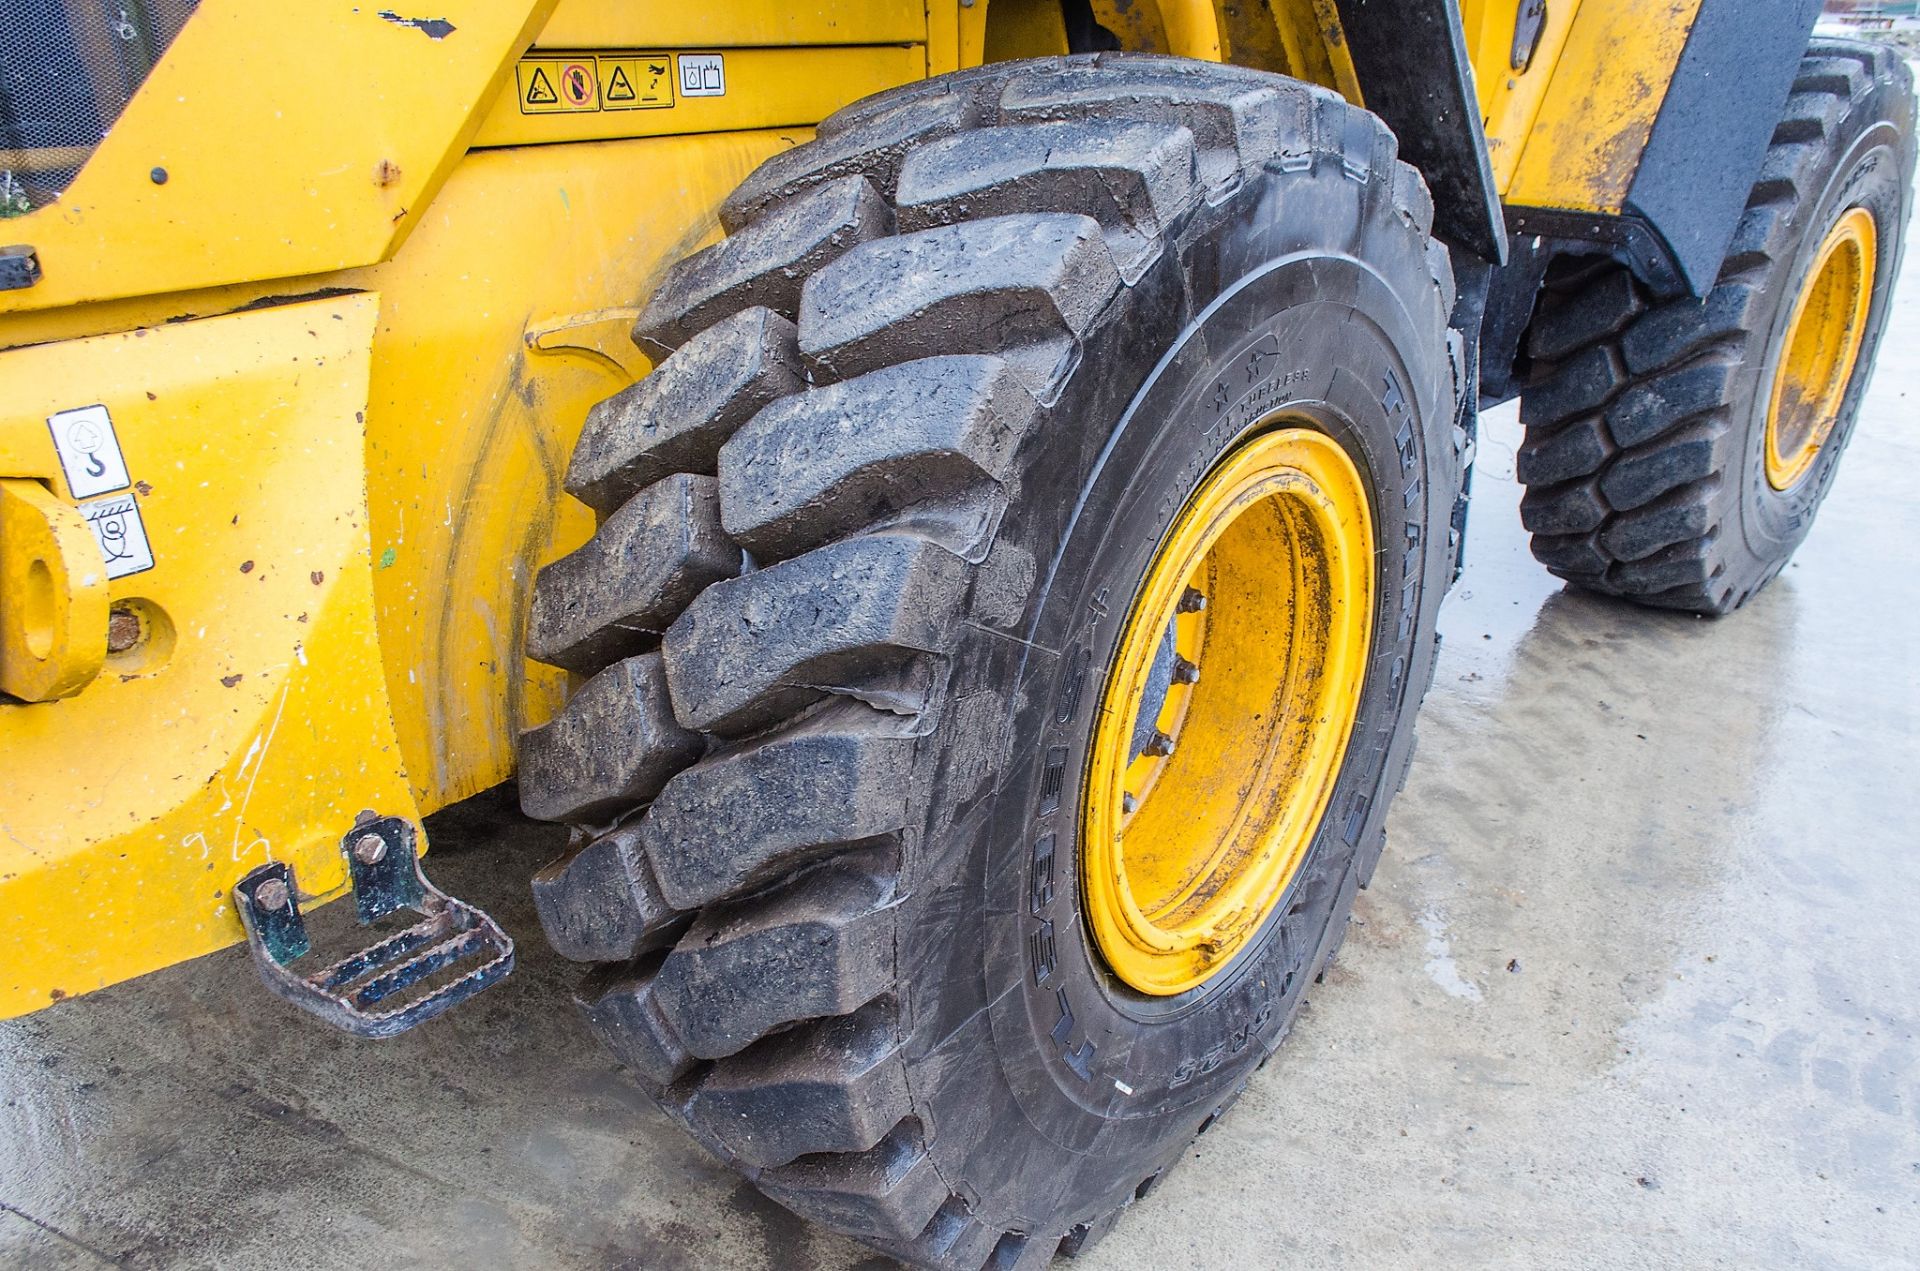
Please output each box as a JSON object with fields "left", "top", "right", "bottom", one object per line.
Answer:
{"left": 1516, "top": 37, "right": 1915, "bottom": 614}
{"left": 517, "top": 55, "right": 1458, "bottom": 1267}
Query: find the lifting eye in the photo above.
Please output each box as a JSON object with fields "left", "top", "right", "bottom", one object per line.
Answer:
{"left": 1512, "top": 0, "right": 1548, "bottom": 73}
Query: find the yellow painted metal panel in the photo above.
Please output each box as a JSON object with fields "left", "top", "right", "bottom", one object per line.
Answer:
{"left": 0, "top": 1, "right": 554, "bottom": 316}
{"left": 0, "top": 479, "right": 108, "bottom": 702}
{"left": 1160, "top": 0, "right": 1226, "bottom": 61}
{"left": 980, "top": 0, "right": 1072, "bottom": 62}
{"left": 0, "top": 131, "right": 808, "bottom": 1014}
{"left": 532, "top": 0, "right": 927, "bottom": 49}
{"left": 0, "top": 295, "right": 425, "bottom": 1018}
{"left": 473, "top": 45, "right": 925, "bottom": 147}
{"left": 1460, "top": 0, "right": 1585, "bottom": 192}
{"left": 1504, "top": 0, "right": 1704, "bottom": 213}
{"left": 0, "top": 129, "right": 795, "bottom": 809}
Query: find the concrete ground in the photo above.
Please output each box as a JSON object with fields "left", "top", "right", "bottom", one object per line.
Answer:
{"left": 6, "top": 199, "right": 1919, "bottom": 1271}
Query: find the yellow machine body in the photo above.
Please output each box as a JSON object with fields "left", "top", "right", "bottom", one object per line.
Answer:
{"left": 0, "top": 0, "right": 1707, "bottom": 1016}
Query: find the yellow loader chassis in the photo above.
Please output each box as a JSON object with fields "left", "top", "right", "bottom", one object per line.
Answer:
{"left": 0, "top": 0, "right": 1815, "bottom": 1017}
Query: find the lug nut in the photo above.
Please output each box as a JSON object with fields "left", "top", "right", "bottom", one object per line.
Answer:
{"left": 1143, "top": 730, "right": 1175, "bottom": 758}
{"left": 351, "top": 833, "right": 388, "bottom": 865}
{"left": 1122, "top": 791, "right": 1139, "bottom": 814}
{"left": 253, "top": 877, "right": 290, "bottom": 911}
{"left": 1172, "top": 656, "right": 1200, "bottom": 685}
{"left": 1177, "top": 587, "right": 1207, "bottom": 614}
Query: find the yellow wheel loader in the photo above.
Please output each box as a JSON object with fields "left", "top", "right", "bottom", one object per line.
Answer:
{"left": 1, "top": 1, "right": 1911, "bottom": 1263}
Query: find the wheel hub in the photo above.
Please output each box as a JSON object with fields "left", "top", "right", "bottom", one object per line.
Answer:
{"left": 1765, "top": 206, "right": 1877, "bottom": 491}
{"left": 1082, "top": 427, "right": 1375, "bottom": 997}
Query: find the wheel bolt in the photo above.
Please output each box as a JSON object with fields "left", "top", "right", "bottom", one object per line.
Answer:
{"left": 1177, "top": 587, "right": 1207, "bottom": 613}
{"left": 1143, "top": 730, "right": 1175, "bottom": 757}
{"left": 1172, "top": 656, "right": 1199, "bottom": 685}
{"left": 1122, "top": 791, "right": 1139, "bottom": 814}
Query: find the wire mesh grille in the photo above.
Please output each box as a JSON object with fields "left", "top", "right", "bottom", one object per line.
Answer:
{"left": 1, "top": 0, "right": 200, "bottom": 216}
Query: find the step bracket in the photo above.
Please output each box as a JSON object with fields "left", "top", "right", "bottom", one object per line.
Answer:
{"left": 233, "top": 815, "right": 514, "bottom": 1038}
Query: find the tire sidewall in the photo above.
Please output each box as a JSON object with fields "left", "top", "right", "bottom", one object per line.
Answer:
{"left": 1736, "top": 114, "right": 1910, "bottom": 562}
{"left": 897, "top": 181, "right": 1453, "bottom": 1229}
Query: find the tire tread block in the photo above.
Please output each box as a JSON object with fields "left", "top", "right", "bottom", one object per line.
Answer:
{"left": 636, "top": 176, "right": 893, "bottom": 357}
{"left": 1519, "top": 479, "right": 1607, "bottom": 536}
{"left": 528, "top": 473, "right": 740, "bottom": 675}
{"left": 662, "top": 533, "right": 970, "bottom": 734}
{"left": 1518, "top": 344, "right": 1624, "bottom": 429}
{"left": 896, "top": 119, "right": 1200, "bottom": 281}
{"left": 1526, "top": 269, "right": 1645, "bottom": 365}
{"left": 1599, "top": 477, "right": 1719, "bottom": 562}
{"left": 798, "top": 213, "right": 1123, "bottom": 402}
{"left": 577, "top": 958, "right": 698, "bottom": 1088}
{"left": 686, "top": 1000, "right": 910, "bottom": 1169}
{"left": 1598, "top": 420, "right": 1724, "bottom": 512}
{"left": 517, "top": 652, "right": 703, "bottom": 824}
{"left": 641, "top": 702, "right": 919, "bottom": 910}
{"left": 655, "top": 862, "right": 898, "bottom": 1058}
{"left": 567, "top": 307, "right": 805, "bottom": 515}
{"left": 1514, "top": 414, "right": 1609, "bottom": 487}
{"left": 718, "top": 354, "right": 1039, "bottom": 562}
{"left": 721, "top": 92, "right": 993, "bottom": 232}
{"left": 756, "top": 1120, "right": 950, "bottom": 1242}
{"left": 531, "top": 825, "right": 682, "bottom": 962}
{"left": 998, "top": 61, "right": 1324, "bottom": 193}
{"left": 1605, "top": 361, "right": 1735, "bottom": 450}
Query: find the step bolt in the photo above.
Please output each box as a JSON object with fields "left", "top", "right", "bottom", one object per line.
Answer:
{"left": 352, "top": 833, "right": 388, "bottom": 866}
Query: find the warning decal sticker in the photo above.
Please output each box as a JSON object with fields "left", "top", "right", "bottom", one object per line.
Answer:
{"left": 599, "top": 57, "right": 673, "bottom": 110}
{"left": 81, "top": 494, "right": 155, "bottom": 580}
{"left": 523, "top": 66, "right": 558, "bottom": 106}
{"left": 677, "top": 54, "right": 725, "bottom": 98}
{"left": 47, "top": 403, "right": 131, "bottom": 500}
{"left": 515, "top": 53, "right": 676, "bottom": 116}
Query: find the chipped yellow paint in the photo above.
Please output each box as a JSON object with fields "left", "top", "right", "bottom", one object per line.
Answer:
{"left": 1503, "top": 0, "right": 1704, "bottom": 212}
{"left": 0, "top": 295, "right": 429, "bottom": 1018}
{"left": 0, "top": 1, "right": 558, "bottom": 316}
{"left": 1459, "top": 0, "right": 1584, "bottom": 191}
{"left": 0, "top": 0, "right": 924, "bottom": 1014}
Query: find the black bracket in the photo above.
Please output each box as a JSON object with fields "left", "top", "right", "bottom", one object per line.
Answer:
{"left": 233, "top": 815, "right": 514, "bottom": 1038}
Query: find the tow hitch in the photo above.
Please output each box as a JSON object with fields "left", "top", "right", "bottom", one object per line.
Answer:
{"left": 233, "top": 814, "right": 513, "bottom": 1038}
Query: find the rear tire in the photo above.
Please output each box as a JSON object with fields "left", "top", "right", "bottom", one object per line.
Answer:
{"left": 1515, "top": 37, "right": 1915, "bottom": 614}
{"left": 518, "top": 55, "right": 1458, "bottom": 1267}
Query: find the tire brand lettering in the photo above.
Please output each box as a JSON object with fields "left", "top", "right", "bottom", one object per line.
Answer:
{"left": 1056, "top": 646, "right": 1090, "bottom": 724}
{"left": 1169, "top": 997, "right": 1273, "bottom": 1089}
{"left": 1030, "top": 919, "right": 1057, "bottom": 987}
{"left": 1033, "top": 651, "right": 1095, "bottom": 1079}
{"left": 1051, "top": 989, "right": 1096, "bottom": 1080}
{"left": 1397, "top": 520, "right": 1422, "bottom": 642}
{"left": 1031, "top": 832, "right": 1056, "bottom": 913}
{"left": 1382, "top": 368, "right": 1408, "bottom": 425}
{"left": 1039, "top": 750, "right": 1067, "bottom": 817}
{"left": 1207, "top": 367, "right": 1312, "bottom": 438}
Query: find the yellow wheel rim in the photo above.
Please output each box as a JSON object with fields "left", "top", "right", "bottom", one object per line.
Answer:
{"left": 1765, "top": 207, "right": 1877, "bottom": 491}
{"left": 1081, "top": 427, "right": 1375, "bottom": 997}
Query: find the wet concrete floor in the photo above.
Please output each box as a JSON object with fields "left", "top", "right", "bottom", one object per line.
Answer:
{"left": 7, "top": 225, "right": 1920, "bottom": 1271}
